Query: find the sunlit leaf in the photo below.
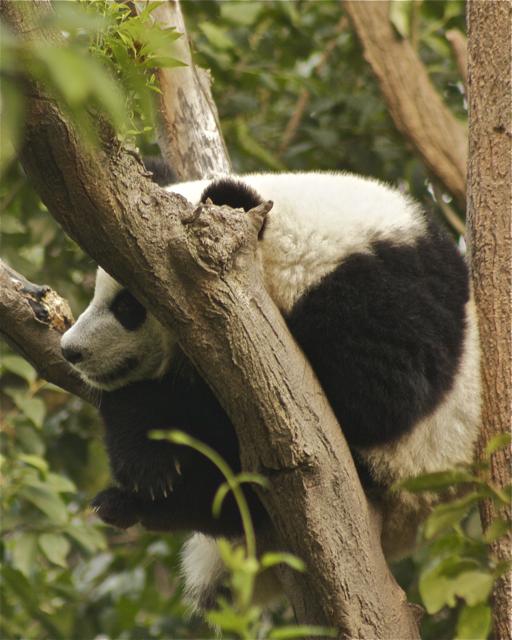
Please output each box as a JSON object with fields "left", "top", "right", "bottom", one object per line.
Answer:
{"left": 20, "top": 485, "right": 68, "bottom": 525}
{"left": 420, "top": 558, "right": 494, "bottom": 614}
{"left": 1, "top": 355, "right": 37, "bottom": 384}
{"left": 199, "top": 22, "right": 235, "bottom": 50}
{"left": 398, "top": 469, "right": 476, "bottom": 492}
{"left": 220, "top": 2, "right": 263, "bottom": 26}
{"left": 389, "top": 0, "right": 414, "bottom": 38}
{"left": 8, "top": 533, "right": 38, "bottom": 577}
{"left": 7, "top": 391, "right": 46, "bottom": 428}
{"left": 484, "top": 433, "right": 511, "bottom": 458}
{"left": 45, "top": 472, "right": 76, "bottom": 494}
{"left": 19, "top": 454, "right": 48, "bottom": 473}
{"left": 65, "top": 524, "right": 107, "bottom": 554}
{"left": 483, "top": 517, "right": 511, "bottom": 543}
{"left": 39, "top": 533, "right": 71, "bottom": 568}
{"left": 456, "top": 603, "right": 491, "bottom": 640}
{"left": 261, "top": 552, "right": 305, "bottom": 573}
{"left": 424, "top": 492, "right": 482, "bottom": 538}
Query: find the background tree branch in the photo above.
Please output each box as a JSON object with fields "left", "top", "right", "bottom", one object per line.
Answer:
{"left": 343, "top": 0, "right": 468, "bottom": 208}
{"left": 0, "top": 1, "right": 421, "bottom": 637}
{"left": 146, "top": 0, "right": 231, "bottom": 180}
{"left": 0, "top": 260, "right": 96, "bottom": 405}
{"left": 467, "top": 3, "right": 512, "bottom": 639}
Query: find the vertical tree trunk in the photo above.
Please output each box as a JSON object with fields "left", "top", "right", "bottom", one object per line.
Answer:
{"left": 467, "top": 3, "right": 512, "bottom": 640}
{"left": 147, "top": 0, "right": 231, "bottom": 180}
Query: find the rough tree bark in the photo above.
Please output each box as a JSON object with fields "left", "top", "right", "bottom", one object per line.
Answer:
{"left": 0, "top": 260, "right": 96, "bottom": 405}
{"left": 146, "top": 0, "right": 231, "bottom": 180}
{"left": 0, "top": 1, "right": 421, "bottom": 637}
{"left": 467, "top": 3, "right": 512, "bottom": 640}
{"left": 344, "top": 0, "right": 468, "bottom": 209}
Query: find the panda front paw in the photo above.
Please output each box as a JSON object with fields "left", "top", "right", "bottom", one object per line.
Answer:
{"left": 91, "top": 487, "right": 141, "bottom": 529}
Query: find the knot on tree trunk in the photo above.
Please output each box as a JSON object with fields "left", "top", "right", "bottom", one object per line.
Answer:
{"left": 180, "top": 200, "right": 273, "bottom": 275}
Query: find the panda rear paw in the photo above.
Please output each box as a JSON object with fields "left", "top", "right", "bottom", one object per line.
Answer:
{"left": 91, "top": 487, "right": 140, "bottom": 529}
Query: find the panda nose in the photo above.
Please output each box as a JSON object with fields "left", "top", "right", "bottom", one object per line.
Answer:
{"left": 61, "top": 346, "right": 84, "bottom": 364}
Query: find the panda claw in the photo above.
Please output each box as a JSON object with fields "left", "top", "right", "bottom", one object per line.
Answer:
{"left": 163, "top": 487, "right": 168, "bottom": 498}
{"left": 174, "top": 458, "right": 182, "bottom": 476}
{"left": 150, "top": 487, "right": 155, "bottom": 501}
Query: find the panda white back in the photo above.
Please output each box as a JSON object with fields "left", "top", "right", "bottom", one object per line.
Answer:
{"left": 170, "top": 172, "right": 426, "bottom": 313}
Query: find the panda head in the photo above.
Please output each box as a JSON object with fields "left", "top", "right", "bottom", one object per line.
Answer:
{"left": 60, "top": 268, "right": 174, "bottom": 390}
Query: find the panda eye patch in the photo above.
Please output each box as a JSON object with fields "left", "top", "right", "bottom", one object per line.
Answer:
{"left": 110, "top": 290, "right": 146, "bottom": 331}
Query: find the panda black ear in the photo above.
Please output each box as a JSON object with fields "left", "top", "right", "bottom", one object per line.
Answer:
{"left": 200, "top": 178, "right": 267, "bottom": 238}
{"left": 200, "top": 178, "right": 262, "bottom": 213}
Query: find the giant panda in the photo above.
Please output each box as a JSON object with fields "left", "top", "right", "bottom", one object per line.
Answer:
{"left": 60, "top": 170, "right": 481, "bottom": 610}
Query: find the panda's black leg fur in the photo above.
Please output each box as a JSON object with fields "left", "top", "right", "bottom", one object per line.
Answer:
{"left": 91, "top": 486, "right": 141, "bottom": 529}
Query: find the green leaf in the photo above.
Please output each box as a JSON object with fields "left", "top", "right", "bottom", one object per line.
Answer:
{"left": 0, "top": 78, "right": 25, "bottom": 175}
{"left": 9, "top": 393, "right": 46, "bottom": 428}
{"left": 220, "top": 2, "right": 263, "bottom": 26}
{"left": 19, "top": 454, "right": 48, "bottom": 474}
{"left": 35, "top": 44, "right": 92, "bottom": 105}
{"left": 8, "top": 533, "right": 38, "bottom": 577}
{"left": 34, "top": 44, "right": 126, "bottom": 130}
{"left": 484, "top": 433, "right": 511, "bottom": 458}
{"left": 1, "top": 214, "right": 25, "bottom": 234}
{"left": 199, "top": 22, "right": 235, "bottom": 50}
{"left": 39, "top": 533, "right": 71, "bottom": 568}
{"left": 65, "top": 524, "right": 106, "bottom": 553}
{"left": 420, "top": 559, "right": 494, "bottom": 614}
{"left": 20, "top": 485, "right": 68, "bottom": 525}
{"left": 399, "top": 469, "right": 476, "bottom": 492}
{"left": 45, "top": 472, "right": 76, "bottom": 494}
{"left": 261, "top": 552, "right": 306, "bottom": 573}
{"left": 483, "top": 517, "right": 511, "bottom": 543}
{"left": 1, "top": 355, "right": 37, "bottom": 384}
{"left": 389, "top": 0, "right": 413, "bottom": 38}
{"left": 270, "top": 626, "right": 337, "bottom": 639}
{"left": 236, "top": 118, "right": 286, "bottom": 171}
{"left": 452, "top": 570, "right": 494, "bottom": 606}
{"left": 456, "top": 603, "right": 492, "bottom": 640}
{"left": 1, "top": 565, "right": 39, "bottom": 610}
{"left": 424, "top": 492, "right": 481, "bottom": 538}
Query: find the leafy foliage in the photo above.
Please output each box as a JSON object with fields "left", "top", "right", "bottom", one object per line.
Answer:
{"left": 151, "top": 430, "right": 334, "bottom": 640}
{"left": 396, "top": 434, "right": 511, "bottom": 640}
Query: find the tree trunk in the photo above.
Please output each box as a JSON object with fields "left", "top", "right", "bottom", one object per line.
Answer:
{"left": 147, "top": 0, "right": 231, "bottom": 180}
{"left": 344, "top": 0, "right": 467, "bottom": 208}
{"left": 467, "top": 3, "right": 512, "bottom": 640}
{"left": 0, "top": 1, "right": 421, "bottom": 636}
